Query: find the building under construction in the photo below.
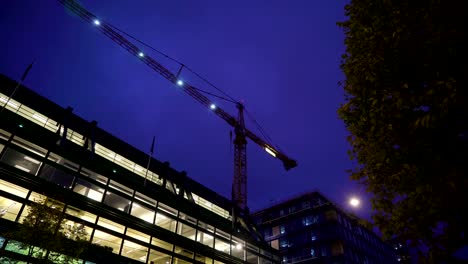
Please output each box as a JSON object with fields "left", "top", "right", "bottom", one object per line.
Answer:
{"left": 0, "top": 73, "right": 280, "bottom": 264}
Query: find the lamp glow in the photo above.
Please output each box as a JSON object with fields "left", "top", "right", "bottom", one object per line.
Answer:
{"left": 265, "top": 147, "right": 276, "bottom": 157}
{"left": 349, "top": 197, "right": 360, "bottom": 207}
{"left": 235, "top": 244, "right": 243, "bottom": 250}
{"left": 210, "top": 104, "right": 216, "bottom": 110}
{"left": 138, "top": 52, "right": 144, "bottom": 57}
{"left": 177, "top": 80, "right": 184, "bottom": 86}
{"left": 93, "top": 19, "right": 100, "bottom": 25}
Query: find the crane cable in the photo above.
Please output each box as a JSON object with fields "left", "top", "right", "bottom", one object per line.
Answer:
{"left": 106, "top": 23, "right": 238, "bottom": 104}
{"left": 106, "top": 21, "right": 280, "bottom": 149}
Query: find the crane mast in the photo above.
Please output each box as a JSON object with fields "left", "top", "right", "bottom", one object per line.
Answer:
{"left": 57, "top": 0, "right": 297, "bottom": 214}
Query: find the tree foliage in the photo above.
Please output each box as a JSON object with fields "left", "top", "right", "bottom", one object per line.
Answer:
{"left": 338, "top": 0, "right": 467, "bottom": 262}
{"left": 1, "top": 196, "right": 88, "bottom": 263}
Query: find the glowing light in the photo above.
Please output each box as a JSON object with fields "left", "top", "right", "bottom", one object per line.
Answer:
{"left": 112, "top": 169, "right": 117, "bottom": 173}
{"left": 349, "top": 197, "right": 360, "bottom": 207}
{"left": 265, "top": 147, "right": 276, "bottom": 157}
{"left": 235, "top": 244, "right": 243, "bottom": 250}
{"left": 18, "top": 124, "right": 24, "bottom": 128}
{"left": 210, "top": 104, "right": 216, "bottom": 110}
{"left": 93, "top": 19, "right": 100, "bottom": 25}
{"left": 176, "top": 80, "right": 184, "bottom": 86}
{"left": 138, "top": 52, "right": 144, "bottom": 57}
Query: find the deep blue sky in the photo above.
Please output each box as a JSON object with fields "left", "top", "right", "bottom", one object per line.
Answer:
{"left": 0, "top": 0, "right": 369, "bottom": 217}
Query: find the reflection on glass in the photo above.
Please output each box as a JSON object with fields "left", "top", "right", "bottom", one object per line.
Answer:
{"left": 1, "top": 148, "right": 42, "bottom": 175}
{"left": 73, "top": 178, "right": 104, "bottom": 202}
{"left": 39, "top": 163, "right": 75, "bottom": 189}
{"left": 130, "top": 202, "right": 154, "bottom": 224}
{"left": 0, "top": 196, "right": 22, "bottom": 221}
{"left": 92, "top": 230, "right": 122, "bottom": 253}
{"left": 121, "top": 240, "right": 148, "bottom": 263}
{"left": 0, "top": 179, "right": 29, "bottom": 198}
{"left": 103, "top": 192, "right": 130, "bottom": 213}
{"left": 148, "top": 249, "right": 172, "bottom": 264}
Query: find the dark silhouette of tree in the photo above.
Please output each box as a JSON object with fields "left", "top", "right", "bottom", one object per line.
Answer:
{"left": 338, "top": 0, "right": 467, "bottom": 262}
{"left": 1, "top": 196, "right": 88, "bottom": 263}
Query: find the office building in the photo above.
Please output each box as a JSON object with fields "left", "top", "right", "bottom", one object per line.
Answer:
{"left": 252, "top": 191, "right": 396, "bottom": 264}
{"left": 0, "top": 73, "right": 279, "bottom": 264}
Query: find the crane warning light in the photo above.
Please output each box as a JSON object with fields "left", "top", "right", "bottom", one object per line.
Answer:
{"left": 138, "top": 52, "right": 144, "bottom": 57}
{"left": 265, "top": 147, "right": 276, "bottom": 157}
{"left": 210, "top": 104, "right": 216, "bottom": 110}
{"left": 177, "top": 80, "right": 184, "bottom": 86}
{"left": 93, "top": 19, "right": 100, "bottom": 25}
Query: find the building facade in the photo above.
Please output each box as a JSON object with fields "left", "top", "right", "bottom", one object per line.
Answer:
{"left": 252, "top": 192, "right": 396, "bottom": 264}
{"left": 0, "top": 73, "right": 279, "bottom": 264}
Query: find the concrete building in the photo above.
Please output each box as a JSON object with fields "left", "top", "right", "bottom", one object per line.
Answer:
{"left": 252, "top": 191, "right": 396, "bottom": 264}
{"left": 0, "top": 73, "right": 279, "bottom": 264}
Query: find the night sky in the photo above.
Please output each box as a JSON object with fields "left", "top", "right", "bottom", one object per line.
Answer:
{"left": 0, "top": 1, "right": 369, "bottom": 217}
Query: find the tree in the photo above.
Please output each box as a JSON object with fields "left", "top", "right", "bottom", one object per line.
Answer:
{"left": 1, "top": 196, "right": 88, "bottom": 263}
{"left": 338, "top": 0, "right": 468, "bottom": 262}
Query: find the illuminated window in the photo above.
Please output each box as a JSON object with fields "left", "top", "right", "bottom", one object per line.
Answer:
{"left": 0, "top": 179, "right": 29, "bottom": 198}
{"left": 80, "top": 167, "right": 108, "bottom": 185}
{"left": 177, "top": 221, "right": 196, "bottom": 240}
{"left": 173, "top": 256, "right": 192, "bottom": 264}
{"left": 103, "top": 191, "right": 131, "bottom": 213}
{"left": 0, "top": 196, "right": 23, "bottom": 221}
{"left": 0, "top": 128, "right": 11, "bottom": 141}
{"left": 148, "top": 249, "right": 172, "bottom": 264}
{"left": 12, "top": 136, "right": 47, "bottom": 157}
{"left": 126, "top": 228, "right": 150, "bottom": 243}
{"left": 121, "top": 240, "right": 148, "bottom": 262}
{"left": 92, "top": 230, "right": 122, "bottom": 253}
{"left": 47, "top": 153, "right": 79, "bottom": 171}
{"left": 175, "top": 245, "right": 194, "bottom": 259}
{"left": 109, "top": 180, "right": 133, "bottom": 197}
{"left": 196, "top": 230, "right": 214, "bottom": 248}
{"left": 310, "top": 248, "right": 316, "bottom": 257}
{"left": 214, "top": 237, "right": 230, "bottom": 254}
{"left": 131, "top": 202, "right": 155, "bottom": 223}
{"left": 1, "top": 148, "right": 42, "bottom": 175}
{"left": 134, "top": 192, "right": 156, "bottom": 207}
{"left": 63, "top": 219, "right": 92, "bottom": 242}
{"left": 73, "top": 178, "right": 104, "bottom": 202}
{"left": 280, "top": 225, "right": 286, "bottom": 234}
{"left": 39, "top": 163, "right": 75, "bottom": 189}
{"left": 155, "top": 212, "right": 177, "bottom": 232}
{"left": 66, "top": 205, "right": 97, "bottom": 224}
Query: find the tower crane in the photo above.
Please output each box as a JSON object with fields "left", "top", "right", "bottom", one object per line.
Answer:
{"left": 57, "top": 0, "right": 297, "bottom": 218}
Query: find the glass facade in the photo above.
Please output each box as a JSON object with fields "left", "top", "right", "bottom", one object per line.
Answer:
{"left": 0, "top": 85, "right": 278, "bottom": 264}
{"left": 253, "top": 192, "right": 396, "bottom": 264}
